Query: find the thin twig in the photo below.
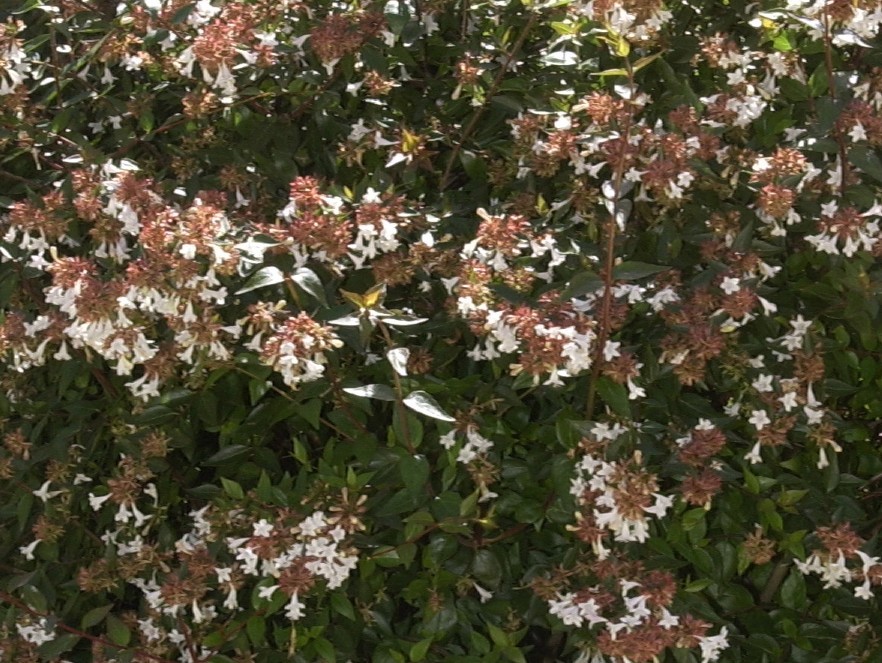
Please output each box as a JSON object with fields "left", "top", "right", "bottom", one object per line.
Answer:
{"left": 376, "top": 320, "right": 415, "bottom": 453}
{"left": 439, "top": 11, "right": 537, "bottom": 191}
{"left": 585, "top": 62, "right": 636, "bottom": 417}
{"left": 0, "top": 168, "right": 31, "bottom": 184}
{"left": 759, "top": 558, "right": 792, "bottom": 605}
{"left": 0, "top": 591, "right": 177, "bottom": 663}
{"left": 821, "top": 5, "right": 849, "bottom": 199}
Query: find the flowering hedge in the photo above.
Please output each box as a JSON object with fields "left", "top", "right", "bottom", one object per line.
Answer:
{"left": 3, "top": 0, "right": 882, "bottom": 661}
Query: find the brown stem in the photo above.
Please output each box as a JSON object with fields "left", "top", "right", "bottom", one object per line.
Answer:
{"left": 284, "top": 278, "right": 303, "bottom": 310}
{"left": 481, "top": 521, "right": 529, "bottom": 546}
{"left": 368, "top": 523, "right": 441, "bottom": 558}
{"left": 111, "top": 92, "right": 276, "bottom": 159}
{"left": 585, "top": 65, "right": 636, "bottom": 417}
{"left": 759, "top": 558, "right": 791, "bottom": 605}
{"left": 289, "top": 72, "right": 341, "bottom": 123}
{"left": 318, "top": 416, "right": 356, "bottom": 441}
{"left": 822, "top": 9, "right": 837, "bottom": 104}
{"left": 376, "top": 320, "right": 415, "bottom": 453}
{"left": 89, "top": 365, "right": 119, "bottom": 399}
{"left": 822, "top": 6, "right": 850, "bottom": 199}
{"left": 231, "top": 365, "right": 296, "bottom": 403}
{"left": 48, "top": 25, "right": 65, "bottom": 110}
{"left": 0, "top": 168, "right": 31, "bottom": 184}
{"left": 325, "top": 366, "right": 373, "bottom": 437}
{"left": 481, "top": 490, "right": 555, "bottom": 546}
{"left": 176, "top": 616, "right": 201, "bottom": 663}
{"left": 461, "top": 0, "right": 470, "bottom": 40}
{"left": 230, "top": 365, "right": 361, "bottom": 440}
{"left": 439, "top": 12, "right": 537, "bottom": 191}
{"left": 0, "top": 591, "right": 177, "bottom": 663}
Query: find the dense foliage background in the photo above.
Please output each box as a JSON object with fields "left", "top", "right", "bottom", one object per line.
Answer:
{"left": 3, "top": 0, "right": 882, "bottom": 661}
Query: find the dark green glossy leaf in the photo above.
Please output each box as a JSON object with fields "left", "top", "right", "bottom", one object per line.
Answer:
{"left": 235, "top": 266, "right": 286, "bottom": 294}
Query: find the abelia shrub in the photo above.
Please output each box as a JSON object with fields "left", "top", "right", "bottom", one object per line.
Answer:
{"left": 2, "top": 0, "right": 882, "bottom": 661}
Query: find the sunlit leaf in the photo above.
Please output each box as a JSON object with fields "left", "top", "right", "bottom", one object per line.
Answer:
{"left": 235, "top": 266, "right": 285, "bottom": 294}
{"left": 387, "top": 347, "right": 410, "bottom": 376}
{"left": 343, "top": 384, "right": 397, "bottom": 401}
{"left": 403, "top": 391, "right": 456, "bottom": 421}
{"left": 292, "top": 267, "right": 328, "bottom": 306}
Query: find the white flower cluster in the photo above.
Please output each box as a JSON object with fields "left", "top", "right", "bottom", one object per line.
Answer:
{"left": 440, "top": 426, "right": 494, "bottom": 465}
{"left": 15, "top": 618, "right": 56, "bottom": 646}
{"left": 571, "top": 450, "right": 674, "bottom": 548}
{"left": 548, "top": 579, "right": 729, "bottom": 663}
{"left": 805, "top": 201, "right": 881, "bottom": 257}
{"left": 576, "top": 1, "right": 673, "bottom": 43}
{"left": 777, "top": 1, "right": 882, "bottom": 44}
{"left": 796, "top": 550, "right": 881, "bottom": 600}
{"left": 735, "top": 317, "right": 840, "bottom": 469}
{"left": 440, "top": 427, "right": 497, "bottom": 501}
{"left": 549, "top": 579, "right": 656, "bottom": 630}
{"left": 121, "top": 507, "right": 358, "bottom": 660}
{"left": 0, "top": 20, "right": 35, "bottom": 97}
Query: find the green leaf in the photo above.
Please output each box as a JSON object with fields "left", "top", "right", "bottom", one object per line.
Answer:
{"left": 401, "top": 454, "right": 430, "bottom": 494}
{"left": 313, "top": 637, "right": 336, "bottom": 662}
{"left": 374, "top": 546, "right": 403, "bottom": 567}
{"left": 422, "top": 604, "right": 457, "bottom": 636}
{"left": 656, "top": 56, "right": 702, "bottom": 109}
{"left": 292, "top": 267, "right": 328, "bottom": 305}
{"left": 779, "top": 77, "right": 808, "bottom": 101}
{"left": 20, "top": 585, "right": 47, "bottom": 613}
{"left": 331, "top": 592, "right": 355, "bottom": 620}
{"left": 248, "top": 377, "right": 271, "bottom": 405}
{"left": 825, "top": 378, "right": 858, "bottom": 397}
{"left": 81, "top": 604, "right": 113, "bottom": 629}
{"left": 778, "top": 489, "right": 808, "bottom": 508}
{"left": 292, "top": 437, "right": 310, "bottom": 465}
{"left": 809, "top": 64, "right": 828, "bottom": 96}
{"left": 38, "top": 633, "right": 80, "bottom": 660}
{"left": 743, "top": 467, "right": 760, "bottom": 494}
{"left": 591, "top": 67, "right": 629, "bottom": 78}
{"left": 106, "top": 614, "right": 131, "bottom": 647}
{"left": 299, "top": 399, "right": 323, "bottom": 429}
{"left": 170, "top": 2, "right": 196, "bottom": 22}
{"left": 256, "top": 470, "right": 273, "bottom": 502}
{"left": 681, "top": 508, "right": 706, "bottom": 532}
{"left": 595, "top": 377, "right": 630, "bottom": 417}
{"left": 612, "top": 261, "right": 670, "bottom": 281}
{"left": 470, "top": 631, "right": 491, "bottom": 654}
{"left": 772, "top": 30, "right": 795, "bottom": 52}
{"left": 139, "top": 109, "right": 154, "bottom": 133}
{"left": 204, "top": 444, "right": 251, "bottom": 466}
{"left": 247, "top": 615, "right": 266, "bottom": 646}
{"left": 404, "top": 510, "right": 434, "bottom": 540}
{"left": 472, "top": 550, "right": 502, "bottom": 587}
{"left": 235, "top": 266, "right": 286, "bottom": 294}
{"left": 374, "top": 489, "right": 420, "bottom": 517}
{"left": 403, "top": 391, "right": 456, "bottom": 421}
{"left": 684, "top": 578, "right": 713, "bottom": 592}
{"left": 409, "top": 638, "right": 433, "bottom": 661}
{"left": 488, "top": 623, "right": 509, "bottom": 648}
{"left": 780, "top": 569, "right": 807, "bottom": 610}
{"left": 221, "top": 477, "right": 245, "bottom": 499}
{"left": 562, "top": 270, "right": 602, "bottom": 299}
{"left": 503, "top": 646, "right": 527, "bottom": 663}
{"left": 187, "top": 484, "right": 222, "bottom": 499}
{"left": 848, "top": 146, "right": 882, "bottom": 182}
